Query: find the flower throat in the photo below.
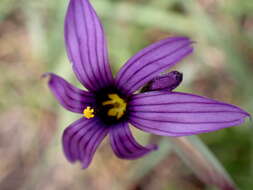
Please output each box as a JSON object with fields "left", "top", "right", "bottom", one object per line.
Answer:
{"left": 83, "top": 87, "right": 128, "bottom": 125}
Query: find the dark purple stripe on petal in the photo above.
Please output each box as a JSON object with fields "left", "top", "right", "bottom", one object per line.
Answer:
{"left": 129, "top": 91, "right": 249, "bottom": 136}
{"left": 45, "top": 73, "right": 95, "bottom": 113}
{"left": 65, "top": 4, "right": 95, "bottom": 90}
{"left": 62, "top": 117, "right": 108, "bottom": 169}
{"left": 69, "top": 119, "right": 97, "bottom": 161}
{"left": 79, "top": 121, "right": 109, "bottom": 168}
{"left": 62, "top": 117, "right": 96, "bottom": 162}
{"left": 109, "top": 122, "right": 157, "bottom": 160}
{"left": 124, "top": 42, "right": 192, "bottom": 93}
{"left": 115, "top": 37, "right": 193, "bottom": 95}
{"left": 129, "top": 103, "right": 244, "bottom": 113}
{"left": 65, "top": 0, "right": 113, "bottom": 91}
{"left": 116, "top": 37, "right": 187, "bottom": 82}
{"left": 130, "top": 118, "right": 245, "bottom": 136}
{"left": 88, "top": 2, "right": 113, "bottom": 84}
{"left": 129, "top": 91, "right": 246, "bottom": 108}
{"left": 78, "top": 0, "right": 101, "bottom": 88}
{"left": 130, "top": 113, "right": 246, "bottom": 124}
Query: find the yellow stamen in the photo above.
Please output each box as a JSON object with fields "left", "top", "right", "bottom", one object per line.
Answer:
{"left": 102, "top": 94, "right": 127, "bottom": 119}
{"left": 83, "top": 106, "right": 95, "bottom": 119}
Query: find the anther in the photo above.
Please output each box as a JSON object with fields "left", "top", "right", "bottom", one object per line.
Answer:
{"left": 102, "top": 94, "right": 127, "bottom": 119}
{"left": 83, "top": 106, "right": 95, "bottom": 119}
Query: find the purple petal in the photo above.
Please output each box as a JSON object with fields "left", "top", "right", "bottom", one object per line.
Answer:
{"left": 62, "top": 117, "right": 109, "bottom": 168}
{"left": 141, "top": 71, "right": 183, "bottom": 92}
{"left": 65, "top": 0, "right": 113, "bottom": 91}
{"left": 109, "top": 122, "right": 157, "bottom": 159}
{"left": 115, "top": 37, "right": 193, "bottom": 95}
{"left": 129, "top": 91, "right": 249, "bottom": 136}
{"left": 45, "top": 73, "right": 95, "bottom": 113}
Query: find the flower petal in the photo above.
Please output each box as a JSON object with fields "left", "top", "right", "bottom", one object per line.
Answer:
{"left": 62, "top": 117, "right": 109, "bottom": 168}
{"left": 115, "top": 37, "right": 193, "bottom": 95}
{"left": 141, "top": 71, "right": 183, "bottom": 92}
{"left": 129, "top": 91, "right": 249, "bottom": 136}
{"left": 65, "top": 0, "right": 113, "bottom": 91}
{"left": 45, "top": 73, "right": 95, "bottom": 113}
{"left": 109, "top": 122, "right": 157, "bottom": 159}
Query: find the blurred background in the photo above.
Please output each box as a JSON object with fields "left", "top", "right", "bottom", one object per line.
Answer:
{"left": 0, "top": 0, "right": 252, "bottom": 189}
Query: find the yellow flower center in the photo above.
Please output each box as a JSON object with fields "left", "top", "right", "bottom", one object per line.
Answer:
{"left": 83, "top": 106, "right": 95, "bottom": 119}
{"left": 102, "top": 94, "right": 127, "bottom": 119}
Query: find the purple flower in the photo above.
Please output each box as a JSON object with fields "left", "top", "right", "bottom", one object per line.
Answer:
{"left": 45, "top": 0, "right": 249, "bottom": 169}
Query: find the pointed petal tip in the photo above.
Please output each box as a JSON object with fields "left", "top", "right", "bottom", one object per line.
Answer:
{"left": 41, "top": 72, "right": 52, "bottom": 80}
{"left": 191, "top": 40, "right": 197, "bottom": 44}
{"left": 248, "top": 114, "right": 252, "bottom": 122}
{"left": 244, "top": 111, "right": 251, "bottom": 118}
{"left": 172, "top": 36, "right": 195, "bottom": 45}
{"left": 81, "top": 162, "right": 89, "bottom": 169}
{"left": 44, "top": 73, "right": 94, "bottom": 113}
{"left": 64, "top": 0, "right": 113, "bottom": 90}
{"left": 231, "top": 105, "right": 251, "bottom": 120}
{"left": 129, "top": 91, "right": 250, "bottom": 136}
{"left": 169, "top": 36, "right": 191, "bottom": 41}
{"left": 244, "top": 112, "right": 252, "bottom": 126}
{"left": 43, "top": 73, "right": 64, "bottom": 87}
{"left": 148, "top": 144, "right": 159, "bottom": 151}
{"left": 65, "top": 155, "right": 76, "bottom": 164}
{"left": 41, "top": 72, "right": 57, "bottom": 84}
{"left": 63, "top": 146, "right": 77, "bottom": 163}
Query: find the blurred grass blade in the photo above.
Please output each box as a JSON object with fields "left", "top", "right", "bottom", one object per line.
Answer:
{"left": 131, "top": 137, "right": 172, "bottom": 180}
{"left": 169, "top": 136, "right": 238, "bottom": 190}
